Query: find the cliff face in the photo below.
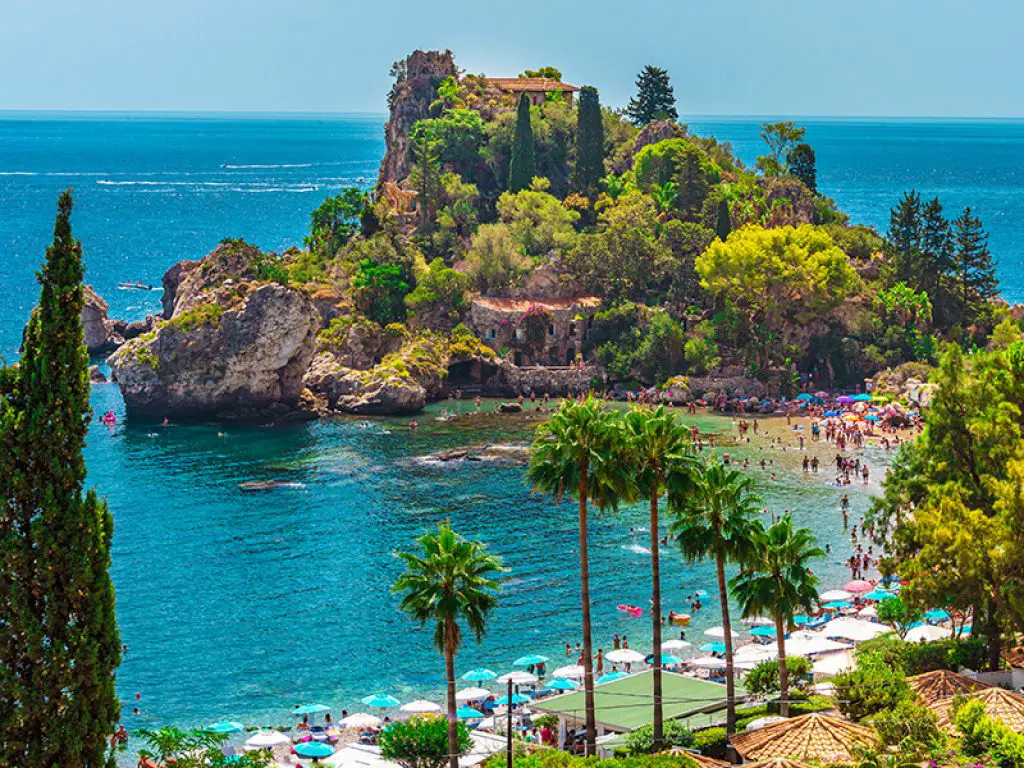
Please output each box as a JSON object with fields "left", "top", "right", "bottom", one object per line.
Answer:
{"left": 377, "top": 50, "right": 457, "bottom": 187}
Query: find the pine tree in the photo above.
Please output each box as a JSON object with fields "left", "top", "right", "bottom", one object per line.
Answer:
{"left": 715, "top": 199, "right": 732, "bottom": 241}
{"left": 625, "top": 66, "right": 678, "bottom": 126}
{"left": 952, "top": 207, "right": 999, "bottom": 325}
{"left": 409, "top": 122, "right": 443, "bottom": 232}
{"left": 887, "top": 191, "right": 924, "bottom": 283}
{"left": 920, "top": 197, "right": 956, "bottom": 327}
{"left": 787, "top": 143, "right": 817, "bottom": 192}
{"left": 0, "top": 191, "right": 121, "bottom": 768}
{"left": 573, "top": 86, "right": 604, "bottom": 197}
{"left": 508, "top": 93, "right": 536, "bottom": 192}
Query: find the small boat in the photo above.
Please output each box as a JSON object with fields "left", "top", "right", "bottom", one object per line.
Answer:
{"left": 617, "top": 604, "right": 642, "bottom": 618}
{"left": 237, "top": 480, "right": 305, "bottom": 492}
{"left": 118, "top": 280, "right": 154, "bottom": 291}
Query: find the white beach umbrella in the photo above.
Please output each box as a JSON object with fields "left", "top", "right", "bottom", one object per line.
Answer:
{"left": 551, "top": 664, "right": 586, "bottom": 678}
{"left": 245, "top": 731, "right": 292, "bottom": 748}
{"left": 704, "top": 626, "right": 740, "bottom": 640}
{"left": 734, "top": 643, "right": 776, "bottom": 661}
{"left": 661, "top": 639, "right": 692, "bottom": 651}
{"left": 740, "top": 616, "right": 775, "bottom": 627}
{"left": 823, "top": 617, "right": 893, "bottom": 643}
{"left": 820, "top": 589, "right": 853, "bottom": 602}
{"left": 496, "top": 670, "right": 537, "bottom": 685}
{"left": 339, "top": 713, "right": 382, "bottom": 729}
{"left": 401, "top": 699, "right": 442, "bottom": 714}
{"left": 905, "top": 624, "right": 950, "bottom": 643}
{"left": 745, "top": 716, "right": 788, "bottom": 731}
{"left": 455, "top": 687, "right": 491, "bottom": 702}
{"left": 858, "top": 605, "right": 878, "bottom": 618}
{"left": 784, "top": 634, "right": 850, "bottom": 657}
{"left": 812, "top": 650, "right": 855, "bottom": 678}
{"left": 605, "top": 648, "right": 645, "bottom": 664}
{"left": 689, "top": 656, "right": 727, "bottom": 670}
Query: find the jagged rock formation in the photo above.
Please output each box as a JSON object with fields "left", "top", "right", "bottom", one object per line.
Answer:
{"left": 161, "top": 259, "right": 200, "bottom": 318}
{"left": 82, "top": 285, "right": 119, "bottom": 353}
{"left": 377, "top": 50, "right": 457, "bottom": 187}
{"left": 108, "top": 242, "right": 320, "bottom": 419}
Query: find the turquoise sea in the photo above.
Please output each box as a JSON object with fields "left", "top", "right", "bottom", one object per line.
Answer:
{"left": 0, "top": 114, "right": 1018, "bottom": 738}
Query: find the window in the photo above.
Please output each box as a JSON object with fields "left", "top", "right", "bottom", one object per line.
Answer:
{"left": 548, "top": 324, "right": 555, "bottom": 336}
{"left": 487, "top": 328, "right": 496, "bottom": 340}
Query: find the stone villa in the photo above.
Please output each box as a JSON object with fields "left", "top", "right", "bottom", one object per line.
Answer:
{"left": 482, "top": 77, "right": 579, "bottom": 106}
{"left": 467, "top": 296, "right": 601, "bottom": 367}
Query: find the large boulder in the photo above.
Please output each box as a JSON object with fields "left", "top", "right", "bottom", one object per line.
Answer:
{"left": 82, "top": 285, "right": 119, "bottom": 353}
{"left": 161, "top": 259, "right": 201, "bottom": 318}
{"left": 109, "top": 282, "right": 320, "bottom": 419}
{"left": 303, "top": 353, "right": 426, "bottom": 415}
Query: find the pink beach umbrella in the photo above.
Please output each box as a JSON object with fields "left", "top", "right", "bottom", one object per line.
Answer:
{"left": 844, "top": 579, "right": 873, "bottom": 594}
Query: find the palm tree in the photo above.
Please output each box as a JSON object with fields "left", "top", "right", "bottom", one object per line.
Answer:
{"left": 621, "top": 405, "right": 695, "bottom": 749}
{"left": 392, "top": 521, "right": 506, "bottom": 768}
{"left": 668, "top": 456, "right": 760, "bottom": 735}
{"left": 528, "top": 396, "right": 630, "bottom": 756}
{"left": 730, "top": 514, "right": 823, "bottom": 717}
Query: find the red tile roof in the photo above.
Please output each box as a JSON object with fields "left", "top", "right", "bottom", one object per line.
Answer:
{"left": 484, "top": 77, "right": 579, "bottom": 93}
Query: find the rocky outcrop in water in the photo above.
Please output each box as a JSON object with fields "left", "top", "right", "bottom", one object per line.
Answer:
{"left": 378, "top": 50, "right": 457, "bottom": 187}
{"left": 161, "top": 259, "right": 200, "bottom": 318}
{"left": 109, "top": 241, "right": 320, "bottom": 419}
{"left": 82, "top": 285, "right": 119, "bottom": 353}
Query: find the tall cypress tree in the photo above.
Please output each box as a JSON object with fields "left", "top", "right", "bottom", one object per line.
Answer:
{"left": 787, "top": 143, "right": 817, "bottom": 192}
{"left": 715, "top": 199, "right": 732, "bottom": 241}
{"left": 573, "top": 86, "right": 604, "bottom": 197}
{"left": 0, "top": 191, "right": 121, "bottom": 768}
{"left": 508, "top": 93, "right": 536, "bottom": 192}
{"left": 887, "top": 191, "right": 924, "bottom": 283}
{"left": 625, "top": 66, "right": 678, "bottom": 126}
{"left": 952, "top": 206, "right": 999, "bottom": 324}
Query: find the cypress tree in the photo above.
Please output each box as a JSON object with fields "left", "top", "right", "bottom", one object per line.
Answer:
{"left": 573, "top": 86, "right": 604, "bottom": 197}
{"left": 952, "top": 206, "right": 999, "bottom": 324}
{"left": 0, "top": 191, "right": 121, "bottom": 768}
{"left": 508, "top": 93, "right": 536, "bottom": 192}
{"left": 715, "top": 199, "right": 732, "bottom": 241}
{"left": 625, "top": 65, "right": 678, "bottom": 126}
{"left": 787, "top": 143, "right": 817, "bottom": 192}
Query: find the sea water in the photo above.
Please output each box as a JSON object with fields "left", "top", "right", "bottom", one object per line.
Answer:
{"left": 0, "top": 113, "right": 1015, "bottom": 734}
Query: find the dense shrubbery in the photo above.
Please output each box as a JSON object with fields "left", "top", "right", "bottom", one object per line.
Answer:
{"left": 623, "top": 720, "right": 693, "bottom": 755}
{"left": 488, "top": 752, "right": 698, "bottom": 768}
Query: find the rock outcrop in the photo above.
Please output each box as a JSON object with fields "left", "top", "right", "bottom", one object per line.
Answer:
{"left": 377, "top": 50, "right": 457, "bottom": 187}
{"left": 161, "top": 259, "right": 200, "bottom": 318}
{"left": 82, "top": 285, "right": 119, "bottom": 354}
{"left": 109, "top": 242, "right": 320, "bottom": 419}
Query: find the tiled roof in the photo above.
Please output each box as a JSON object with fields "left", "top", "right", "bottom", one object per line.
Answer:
{"left": 928, "top": 687, "right": 1024, "bottom": 734}
{"left": 664, "top": 748, "right": 730, "bottom": 768}
{"left": 908, "top": 669, "right": 992, "bottom": 704}
{"left": 730, "top": 713, "right": 876, "bottom": 764}
{"left": 484, "top": 77, "right": 579, "bottom": 93}
{"left": 472, "top": 296, "right": 601, "bottom": 312}
{"left": 742, "top": 759, "right": 817, "bottom": 768}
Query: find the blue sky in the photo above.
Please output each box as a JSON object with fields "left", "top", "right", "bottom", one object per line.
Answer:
{"left": 1, "top": 0, "right": 1021, "bottom": 117}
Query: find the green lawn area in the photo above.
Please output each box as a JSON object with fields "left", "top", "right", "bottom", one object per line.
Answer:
{"left": 531, "top": 670, "right": 744, "bottom": 732}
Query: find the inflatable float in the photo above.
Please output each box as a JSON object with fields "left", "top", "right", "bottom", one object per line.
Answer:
{"left": 669, "top": 612, "right": 691, "bottom": 626}
{"left": 617, "top": 604, "right": 642, "bottom": 618}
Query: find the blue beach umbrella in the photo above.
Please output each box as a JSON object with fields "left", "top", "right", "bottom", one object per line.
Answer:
{"left": 700, "top": 642, "right": 727, "bottom": 653}
{"left": 294, "top": 741, "right": 335, "bottom": 759}
{"left": 793, "top": 615, "right": 811, "bottom": 625}
{"left": 546, "top": 678, "right": 579, "bottom": 691}
{"left": 750, "top": 625, "right": 777, "bottom": 637}
{"left": 924, "top": 609, "right": 951, "bottom": 622}
{"left": 362, "top": 694, "right": 401, "bottom": 708}
{"left": 864, "top": 590, "right": 894, "bottom": 601}
{"left": 823, "top": 601, "right": 851, "bottom": 610}
{"left": 824, "top": 410, "right": 839, "bottom": 417}
{"left": 462, "top": 668, "right": 497, "bottom": 682}
{"left": 597, "top": 671, "right": 628, "bottom": 683}
{"left": 513, "top": 654, "right": 549, "bottom": 667}
{"left": 852, "top": 393, "right": 873, "bottom": 402}
{"left": 494, "top": 692, "right": 532, "bottom": 706}
{"left": 864, "top": 414, "right": 880, "bottom": 422}
{"left": 292, "top": 703, "right": 331, "bottom": 716}
{"left": 645, "top": 653, "right": 684, "bottom": 665}
{"left": 796, "top": 393, "right": 814, "bottom": 401}
{"left": 204, "top": 721, "right": 244, "bottom": 734}
{"left": 456, "top": 706, "right": 485, "bottom": 719}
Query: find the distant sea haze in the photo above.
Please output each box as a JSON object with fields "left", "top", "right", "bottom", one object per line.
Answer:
{"left": 2, "top": 113, "right": 1023, "bottom": 356}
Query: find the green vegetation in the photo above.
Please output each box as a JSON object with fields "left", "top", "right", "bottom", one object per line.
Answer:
{"left": 690, "top": 727, "right": 728, "bottom": 756}
{"left": 489, "top": 753, "right": 698, "bottom": 768}
{"left": 305, "top": 187, "right": 368, "bottom": 257}
{"left": 168, "top": 303, "right": 224, "bottom": 332}
{"left": 573, "top": 86, "right": 604, "bottom": 197}
{"left": 0, "top": 191, "right": 121, "bottom": 767}
{"left": 137, "top": 727, "right": 271, "bottom": 767}
{"left": 509, "top": 94, "right": 536, "bottom": 192}
{"left": 623, "top": 720, "right": 693, "bottom": 755}
{"left": 626, "top": 66, "right": 678, "bottom": 125}
{"left": 379, "top": 717, "right": 471, "bottom": 768}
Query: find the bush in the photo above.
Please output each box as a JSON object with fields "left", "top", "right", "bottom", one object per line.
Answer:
{"left": 744, "top": 657, "right": 812, "bottom": 697}
{"left": 379, "top": 717, "right": 471, "bottom": 768}
{"left": 624, "top": 721, "right": 693, "bottom": 755}
{"left": 690, "top": 727, "right": 728, "bottom": 758}
{"left": 833, "top": 658, "right": 910, "bottom": 722}
{"left": 854, "top": 634, "right": 988, "bottom": 677}
{"left": 955, "top": 698, "right": 1024, "bottom": 765}
{"left": 866, "top": 698, "right": 943, "bottom": 750}
{"left": 487, "top": 751, "right": 699, "bottom": 768}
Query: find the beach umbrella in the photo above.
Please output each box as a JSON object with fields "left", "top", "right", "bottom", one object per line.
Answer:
{"left": 204, "top": 721, "right": 245, "bottom": 734}
{"left": 906, "top": 624, "right": 949, "bottom": 643}
{"left": 494, "top": 692, "right": 532, "bottom": 706}
{"left": 496, "top": 670, "right": 536, "bottom": 685}
{"left": 597, "top": 671, "right": 628, "bottom": 683}
{"left": 741, "top": 615, "right": 775, "bottom": 627}
{"left": 852, "top": 393, "right": 873, "bottom": 402}
{"left": 796, "top": 393, "right": 814, "bottom": 401}
{"left": 361, "top": 693, "right": 401, "bottom": 708}
{"left": 545, "top": 678, "right": 579, "bottom": 691}
{"left": 645, "top": 653, "right": 683, "bottom": 665}
{"left": 245, "top": 730, "right": 292, "bottom": 748}
{"left": 455, "top": 687, "right": 491, "bottom": 702}
{"left": 823, "top": 617, "right": 893, "bottom": 642}
{"left": 294, "top": 741, "right": 334, "bottom": 759}
{"left": 823, "top": 410, "right": 839, "bottom": 417}
{"left": 689, "top": 656, "right": 727, "bottom": 670}
{"left": 750, "top": 625, "right": 777, "bottom": 637}
{"left": 605, "top": 648, "right": 645, "bottom": 664}
{"left": 401, "top": 700, "right": 442, "bottom": 714}
{"left": 513, "top": 654, "right": 549, "bottom": 667}
{"left": 844, "top": 579, "right": 873, "bottom": 593}
{"left": 864, "top": 414, "right": 880, "bottom": 422}
{"left": 462, "top": 668, "right": 497, "bottom": 682}
{"left": 456, "top": 706, "right": 485, "bottom": 720}
{"left": 836, "top": 396, "right": 854, "bottom": 404}
{"left": 700, "top": 641, "right": 727, "bottom": 653}
{"left": 820, "top": 589, "right": 853, "bottom": 601}
{"left": 924, "top": 609, "right": 951, "bottom": 622}
{"left": 864, "top": 590, "right": 894, "bottom": 601}
{"left": 745, "top": 715, "right": 789, "bottom": 731}
{"left": 662, "top": 639, "right": 692, "bottom": 651}
{"left": 823, "top": 601, "right": 852, "bottom": 610}
{"left": 292, "top": 703, "right": 331, "bottom": 716}
{"left": 552, "top": 664, "right": 585, "bottom": 678}
{"left": 858, "top": 605, "right": 878, "bottom": 618}
{"left": 793, "top": 615, "right": 812, "bottom": 625}
{"left": 704, "top": 626, "right": 740, "bottom": 640}
{"left": 339, "top": 713, "right": 381, "bottom": 729}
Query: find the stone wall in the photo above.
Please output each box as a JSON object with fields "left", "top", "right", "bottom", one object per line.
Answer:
{"left": 467, "top": 296, "right": 600, "bottom": 367}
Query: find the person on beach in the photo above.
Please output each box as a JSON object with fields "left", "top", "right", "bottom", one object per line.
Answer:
{"left": 613, "top": 633, "right": 620, "bottom": 650}
{"left": 596, "top": 648, "right": 604, "bottom": 675}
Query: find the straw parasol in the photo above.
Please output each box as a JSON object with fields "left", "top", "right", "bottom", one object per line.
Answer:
{"left": 663, "top": 748, "right": 730, "bottom": 768}
{"left": 907, "top": 669, "right": 992, "bottom": 705}
{"left": 928, "top": 687, "right": 1024, "bottom": 733}
{"left": 730, "top": 713, "right": 876, "bottom": 763}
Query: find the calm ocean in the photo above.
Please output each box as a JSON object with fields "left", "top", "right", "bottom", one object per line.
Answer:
{"left": 0, "top": 114, "right": 1015, "bottom": 740}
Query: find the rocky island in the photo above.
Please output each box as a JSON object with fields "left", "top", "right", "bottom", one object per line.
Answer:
{"left": 99, "top": 49, "right": 1018, "bottom": 419}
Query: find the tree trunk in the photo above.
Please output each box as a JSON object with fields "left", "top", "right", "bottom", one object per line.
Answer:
{"left": 716, "top": 554, "right": 737, "bottom": 735}
{"left": 579, "top": 471, "right": 597, "bottom": 756}
{"left": 986, "top": 598, "right": 1002, "bottom": 671}
{"left": 775, "top": 610, "right": 789, "bottom": 717}
{"left": 650, "top": 489, "right": 664, "bottom": 749}
{"left": 445, "top": 627, "right": 459, "bottom": 768}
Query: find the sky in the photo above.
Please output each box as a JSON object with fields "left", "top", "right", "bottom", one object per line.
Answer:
{"left": 1, "top": 0, "right": 1022, "bottom": 117}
